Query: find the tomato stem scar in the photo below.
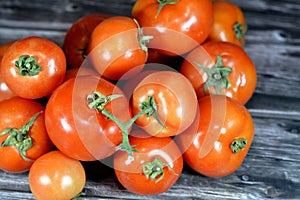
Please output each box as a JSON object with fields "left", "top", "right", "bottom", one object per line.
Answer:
{"left": 15, "top": 55, "right": 42, "bottom": 76}
{"left": 0, "top": 111, "right": 43, "bottom": 162}
{"left": 87, "top": 92, "right": 164, "bottom": 162}
{"left": 142, "top": 157, "right": 177, "bottom": 183}
{"left": 195, "top": 55, "right": 232, "bottom": 94}
{"left": 230, "top": 138, "right": 248, "bottom": 154}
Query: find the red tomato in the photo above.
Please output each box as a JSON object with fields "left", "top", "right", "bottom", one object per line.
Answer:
{"left": 0, "top": 57, "right": 16, "bottom": 101}
{"left": 176, "top": 95, "right": 254, "bottom": 177}
{"left": 63, "top": 14, "right": 109, "bottom": 69}
{"left": 0, "top": 41, "right": 15, "bottom": 56}
{"left": 1, "top": 36, "right": 66, "bottom": 99}
{"left": 87, "top": 16, "right": 149, "bottom": 80}
{"left": 180, "top": 41, "right": 257, "bottom": 105}
{"left": 132, "top": 0, "right": 213, "bottom": 55}
{"left": 132, "top": 71, "right": 198, "bottom": 137}
{"left": 0, "top": 97, "right": 53, "bottom": 173}
{"left": 114, "top": 130, "right": 183, "bottom": 195}
{"left": 29, "top": 150, "right": 86, "bottom": 200}
{"left": 63, "top": 66, "right": 99, "bottom": 82}
{"left": 45, "top": 76, "right": 132, "bottom": 161}
{"left": 207, "top": 0, "right": 247, "bottom": 46}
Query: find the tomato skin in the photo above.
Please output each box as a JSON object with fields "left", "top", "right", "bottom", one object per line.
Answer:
{"left": 0, "top": 41, "right": 15, "bottom": 56}
{"left": 1, "top": 36, "right": 66, "bottom": 99}
{"left": 114, "top": 131, "right": 183, "bottom": 195}
{"left": 207, "top": 0, "right": 247, "bottom": 46}
{"left": 132, "top": 71, "right": 198, "bottom": 137}
{"left": 0, "top": 97, "right": 53, "bottom": 173}
{"left": 63, "top": 67, "right": 99, "bottom": 82}
{"left": 63, "top": 14, "right": 109, "bottom": 69}
{"left": 180, "top": 41, "right": 257, "bottom": 105}
{"left": 29, "top": 150, "right": 86, "bottom": 200}
{"left": 0, "top": 57, "right": 16, "bottom": 101}
{"left": 176, "top": 95, "right": 254, "bottom": 178}
{"left": 87, "top": 16, "right": 146, "bottom": 80}
{"left": 132, "top": 0, "right": 213, "bottom": 55}
{"left": 45, "top": 76, "right": 132, "bottom": 161}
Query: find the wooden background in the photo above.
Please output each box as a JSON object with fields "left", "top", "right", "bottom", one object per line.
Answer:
{"left": 0, "top": 0, "right": 299, "bottom": 199}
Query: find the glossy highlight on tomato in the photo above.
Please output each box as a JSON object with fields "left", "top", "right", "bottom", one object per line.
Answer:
{"left": 45, "top": 76, "right": 132, "bottom": 161}
{"left": 132, "top": 0, "right": 213, "bottom": 55}
{"left": 114, "top": 130, "right": 183, "bottom": 195}
{"left": 29, "top": 150, "right": 86, "bottom": 200}
{"left": 176, "top": 95, "right": 254, "bottom": 177}
{"left": 132, "top": 70, "right": 198, "bottom": 137}
{"left": 0, "top": 97, "right": 53, "bottom": 173}
{"left": 180, "top": 41, "right": 257, "bottom": 105}
{"left": 1, "top": 36, "right": 66, "bottom": 99}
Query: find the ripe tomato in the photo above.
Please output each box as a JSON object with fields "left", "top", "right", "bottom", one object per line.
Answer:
{"left": 87, "top": 16, "right": 149, "bottom": 80}
{"left": 63, "top": 14, "right": 109, "bottom": 69}
{"left": 132, "top": 0, "right": 213, "bottom": 55}
{"left": 207, "top": 0, "right": 247, "bottom": 46}
{"left": 0, "top": 97, "right": 53, "bottom": 173}
{"left": 0, "top": 41, "right": 17, "bottom": 101}
{"left": 0, "top": 41, "right": 15, "bottom": 56}
{"left": 63, "top": 66, "right": 99, "bottom": 82}
{"left": 132, "top": 71, "right": 198, "bottom": 137}
{"left": 45, "top": 76, "right": 132, "bottom": 161}
{"left": 176, "top": 95, "right": 254, "bottom": 178}
{"left": 1, "top": 36, "right": 66, "bottom": 99}
{"left": 114, "top": 130, "right": 183, "bottom": 195}
{"left": 180, "top": 41, "right": 257, "bottom": 105}
{"left": 29, "top": 150, "right": 86, "bottom": 200}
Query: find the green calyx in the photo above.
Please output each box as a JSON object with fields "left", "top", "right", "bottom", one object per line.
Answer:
{"left": 156, "top": 0, "right": 179, "bottom": 18}
{"left": 15, "top": 55, "right": 42, "bottom": 76}
{"left": 0, "top": 111, "right": 42, "bottom": 162}
{"left": 233, "top": 21, "right": 245, "bottom": 43}
{"left": 230, "top": 138, "right": 248, "bottom": 154}
{"left": 133, "top": 18, "right": 153, "bottom": 53}
{"left": 87, "top": 92, "right": 165, "bottom": 162}
{"left": 142, "top": 157, "right": 176, "bottom": 183}
{"left": 195, "top": 55, "right": 232, "bottom": 94}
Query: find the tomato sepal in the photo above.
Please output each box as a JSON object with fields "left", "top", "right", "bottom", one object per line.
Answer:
{"left": 0, "top": 111, "right": 42, "bottom": 162}
{"left": 15, "top": 55, "right": 42, "bottom": 76}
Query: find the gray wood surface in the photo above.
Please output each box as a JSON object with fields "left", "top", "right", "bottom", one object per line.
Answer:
{"left": 0, "top": 0, "right": 299, "bottom": 199}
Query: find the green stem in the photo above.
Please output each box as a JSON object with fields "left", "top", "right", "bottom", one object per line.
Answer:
{"left": 230, "top": 138, "right": 248, "bottom": 154}
{"left": 133, "top": 18, "right": 153, "bottom": 53}
{"left": 87, "top": 92, "right": 165, "bottom": 161}
{"left": 0, "top": 111, "right": 42, "bottom": 162}
{"left": 156, "top": 0, "right": 179, "bottom": 18}
{"left": 233, "top": 21, "right": 245, "bottom": 44}
{"left": 142, "top": 157, "right": 177, "bottom": 183}
{"left": 15, "top": 55, "right": 42, "bottom": 76}
{"left": 194, "top": 55, "right": 232, "bottom": 94}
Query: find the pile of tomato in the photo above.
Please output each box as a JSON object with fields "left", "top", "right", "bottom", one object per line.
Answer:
{"left": 0, "top": 0, "right": 257, "bottom": 199}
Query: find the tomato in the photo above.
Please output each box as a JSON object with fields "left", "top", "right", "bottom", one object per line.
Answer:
{"left": 180, "top": 41, "right": 257, "bottom": 105}
{"left": 0, "top": 57, "right": 16, "bottom": 101}
{"left": 114, "top": 130, "right": 183, "bottom": 195}
{"left": 132, "top": 71, "right": 198, "bottom": 137}
{"left": 176, "top": 95, "right": 254, "bottom": 178}
{"left": 132, "top": 0, "right": 213, "bottom": 55}
{"left": 1, "top": 36, "right": 66, "bottom": 99}
{"left": 29, "top": 150, "right": 86, "bottom": 200}
{"left": 0, "top": 97, "right": 53, "bottom": 173}
{"left": 45, "top": 76, "right": 132, "bottom": 161}
{"left": 0, "top": 41, "right": 15, "bottom": 56}
{"left": 207, "top": 0, "right": 247, "bottom": 46}
{"left": 63, "top": 66, "right": 99, "bottom": 82}
{"left": 63, "top": 14, "right": 109, "bottom": 69}
{"left": 87, "top": 16, "right": 150, "bottom": 80}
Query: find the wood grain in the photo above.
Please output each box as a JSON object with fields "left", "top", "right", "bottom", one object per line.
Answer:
{"left": 0, "top": 0, "right": 299, "bottom": 199}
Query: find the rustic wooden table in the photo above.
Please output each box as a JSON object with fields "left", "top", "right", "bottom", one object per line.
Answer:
{"left": 0, "top": 0, "right": 299, "bottom": 199}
